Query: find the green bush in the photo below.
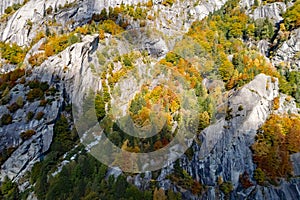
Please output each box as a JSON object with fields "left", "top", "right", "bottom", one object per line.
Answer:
{"left": 27, "top": 88, "right": 44, "bottom": 102}
{"left": 0, "top": 42, "right": 28, "bottom": 64}
{"left": 4, "top": 6, "right": 13, "bottom": 14}
{"left": 27, "top": 111, "right": 34, "bottom": 122}
{"left": 1, "top": 114, "right": 13, "bottom": 125}
{"left": 0, "top": 176, "right": 20, "bottom": 199}
{"left": 283, "top": 1, "right": 300, "bottom": 30}
{"left": 253, "top": 168, "right": 266, "bottom": 185}
{"left": 16, "top": 96, "right": 24, "bottom": 107}
{"left": 219, "top": 182, "right": 233, "bottom": 194}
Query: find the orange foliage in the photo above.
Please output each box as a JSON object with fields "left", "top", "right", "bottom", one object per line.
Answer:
{"left": 252, "top": 114, "right": 300, "bottom": 180}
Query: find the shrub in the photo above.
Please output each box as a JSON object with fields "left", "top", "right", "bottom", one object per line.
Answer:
{"left": 97, "top": 52, "right": 106, "bottom": 65}
{"left": 1, "top": 114, "right": 13, "bottom": 125}
{"left": 219, "top": 182, "right": 233, "bottom": 194}
{"left": 35, "top": 112, "right": 45, "bottom": 121}
{"left": 44, "top": 33, "right": 80, "bottom": 57}
{"left": 28, "top": 53, "right": 47, "bottom": 67}
{"left": 20, "top": 130, "right": 36, "bottom": 140}
{"left": 122, "top": 54, "right": 132, "bottom": 67}
{"left": 27, "top": 88, "right": 44, "bottom": 102}
{"left": 46, "top": 6, "right": 53, "bottom": 15}
{"left": 252, "top": 114, "right": 300, "bottom": 180}
{"left": 273, "top": 97, "right": 280, "bottom": 110}
{"left": 238, "top": 105, "right": 244, "bottom": 111}
{"left": 0, "top": 42, "right": 27, "bottom": 64}
{"left": 7, "top": 102, "right": 20, "bottom": 113}
{"left": 253, "top": 168, "right": 266, "bottom": 185}
{"left": 4, "top": 6, "right": 13, "bottom": 14}
{"left": 239, "top": 172, "right": 253, "bottom": 188}
{"left": 0, "top": 147, "right": 16, "bottom": 166}
{"left": 99, "top": 20, "right": 123, "bottom": 35}
{"left": 27, "top": 111, "right": 34, "bottom": 122}
{"left": 39, "top": 99, "right": 48, "bottom": 107}
{"left": 283, "top": 1, "right": 300, "bottom": 30}
{"left": 16, "top": 96, "right": 24, "bottom": 107}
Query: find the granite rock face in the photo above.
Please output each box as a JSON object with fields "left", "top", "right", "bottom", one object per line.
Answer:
{"left": 0, "top": 0, "right": 229, "bottom": 46}
{"left": 0, "top": 0, "right": 300, "bottom": 199}
{"left": 252, "top": 2, "right": 286, "bottom": 23}
{"left": 272, "top": 28, "right": 300, "bottom": 71}
{"left": 0, "top": 34, "right": 99, "bottom": 183}
{"left": 157, "top": 74, "right": 300, "bottom": 199}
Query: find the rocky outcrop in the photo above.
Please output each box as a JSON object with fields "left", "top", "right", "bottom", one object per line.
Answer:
{"left": 291, "top": 153, "right": 300, "bottom": 177}
{"left": 239, "top": 0, "right": 255, "bottom": 9}
{"left": 0, "top": 33, "right": 99, "bottom": 184}
{"left": 156, "top": 74, "right": 300, "bottom": 199}
{"left": 252, "top": 2, "right": 286, "bottom": 23}
{"left": 272, "top": 28, "right": 300, "bottom": 71}
{"left": 188, "top": 74, "right": 278, "bottom": 185}
{"left": 0, "top": 0, "right": 229, "bottom": 46}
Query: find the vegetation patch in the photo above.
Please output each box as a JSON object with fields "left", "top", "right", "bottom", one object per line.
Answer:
{"left": 252, "top": 114, "right": 300, "bottom": 183}
{"left": 20, "top": 130, "right": 36, "bottom": 140}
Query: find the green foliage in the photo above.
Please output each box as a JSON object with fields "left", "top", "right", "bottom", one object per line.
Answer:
{"left": 27, "top": 88, "right": 44, "bottom": 102}
{"left": 1, "top": 114, "right": 13, "bottom": 126}
{"left": 254, "top": 18, "right": 274, "bottom": 40}
{"left": 187, "top": 0, "right": 279, "bottom": 90}
{"left": 51, "top": 115, "right": 78, "bottom": 153}
{"left": 44, "top": 33, "right": 80, "bottom": 57}
{"left": 165, "top": 52, "right": 180, "bottom": 64}
{"left": 26, "top": 111, "right": 34, "bottom": 122}
{"left": 283, "top": 1, "right": 300, "bottom": 30}
{"left": 122, "top": 54, "right": 133, "bottom": 67}
{"left": 4, "top": 6, "right": 13, "bottom": 14}
{"left": 0, "top": 176, "right": 20, "bottom": 200}
{"left": 0, "top": 42, "right": 28, "bottom": 64}
{"left": 97, "top": 52, "right": 106, "bottom": 65}
{"left": 26, "top": 80, "right": 50, "bottom": 102}
{"left": 32, "top": 149, "right": 153, "bottom": 200}
{"left": 95, "top": 93, "right": 106, "bottom": 121}
{"left": 0, "top": 69, "right": 25, "bottom": 102}
{"left": 168, "top": 160, "right": 202, "bottom": 194}
{"left": 31, "top": 114, "right": 78, "bottom": 199}
{"left": 281, "top": 71, "right": 300, "bottom": 103}
{"left": 0, "top": 147, "right": 16, "bottom": 166}
{"left": 253, "top": 168, "right": 266, "bottom": 185}
{"left": 129, "top": 93, "right": 146, "bottom": 115}
{"left": 219, "top": 182, "right": 233, "bottom": 194}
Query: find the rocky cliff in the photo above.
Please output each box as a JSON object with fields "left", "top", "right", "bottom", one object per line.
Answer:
{"left": 0, "top": 0, "right": 300, "bottom": 199}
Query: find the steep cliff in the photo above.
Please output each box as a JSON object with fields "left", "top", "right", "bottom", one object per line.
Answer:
{"left": 0, "top": 0, "right": 299, "bottom": 199}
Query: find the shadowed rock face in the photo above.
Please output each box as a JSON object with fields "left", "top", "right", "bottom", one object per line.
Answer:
{"left": 0, "top": 34, "right": 99, "bottom": 183}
